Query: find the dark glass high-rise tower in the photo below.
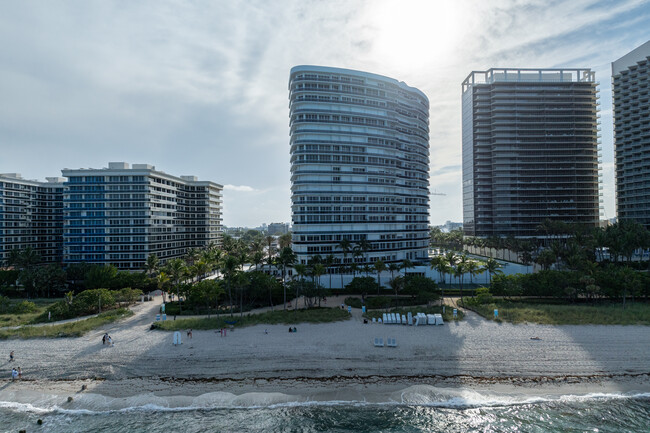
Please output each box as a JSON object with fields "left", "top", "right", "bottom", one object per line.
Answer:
{"left": 612, "top": 40, "right": 650, "bottom": 227}
{"left": 462, "top": 68, "right": 600, "bottom": 238}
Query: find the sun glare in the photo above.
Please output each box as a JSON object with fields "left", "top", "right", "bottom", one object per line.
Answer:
{"left": 368, "top": 1, "right": 462, "bottom": 71}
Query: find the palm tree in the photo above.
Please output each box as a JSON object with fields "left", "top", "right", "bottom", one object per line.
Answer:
{"left": 156, "top": 272, "right": 170, "bottom": 302}
{"left": 483, "top": 257, "right": 503, "bottom": 286}
{"left": 337, "top": 238, "right": 352, "bottom": 288}
{"left": 265, "top": 235, "right": 275, "bottom": 265}
{"left": 358, "top": 238, "right": 372, "bottom": 268}
{"left": 352, "top": 244, "right": 364, "bottom": 270}
{"left": 464, "top": 259, "right": 482, "bottom": 297}
{"left": 278, "top": 232, "right": 292, "bottom": 249}
{"left": 388, "top": 262, "right": 400, "bottom": 282}
{"left": 445, "top": 251, "right": 458, "bottom": 272}
{"left": 144, "top": 254, "right": 160, "bottom": 278}
{"left": 389, "top": 276, "right": 404, "bottom": 298}
{"left": 430, "top": 255, "right": 447, "bottom": 284}
{"left": 251, "top": 251, "right": 265, "bottom": 271}
{"left": 455, "top": 261, "right": 467, "bottom": 301}
{"left": 373, "top": 259, "right": 386, "bottom": 294}
{"left": 165, "top": 258, "right": 188, "bottom": 314}
{"left": 278, "top": 247, "right": 296, "bottom": 310}
{"left": 313, "top": 263, "right": 326, "bottom": 306}
{"left": 400, "top": 259, "right": 414, "bottom": 277}
{"left": 220, "top": 254, "right": 239, "bottom": 317}
{"left": 325, "top": 254, "right": 335, "bottom": 290}
{"left": 349, "top": 263, "right": 359, "bottom": 278}
{"left": 293, "top": 263, "right": 308, "bottom": 309}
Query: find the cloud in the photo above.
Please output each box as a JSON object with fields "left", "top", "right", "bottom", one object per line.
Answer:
{"left": 223, "top": 184, "right": 257, "bottom": 192}
{"left": 0, "top": 0, "right": 648, "bottom": 227}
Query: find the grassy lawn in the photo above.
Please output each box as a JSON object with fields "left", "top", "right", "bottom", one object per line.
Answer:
{"left": 0, "top": 298, "right": 61, "bottom": 327}
{"left": 0, "top": 308, "right": 134, "bottom": 339}
{"left": 463, "top": 301, "right": 650, "bottom": 325}
{"left": 153, "top": 307, "right": 351, "bottom": 331}
{"left": 363, "top": 304, "right": 464, "bottom": 322}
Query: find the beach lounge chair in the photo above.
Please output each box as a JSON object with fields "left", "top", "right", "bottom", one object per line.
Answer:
{"left": 378, "top": 318, "right": 382, "bottom": 323}
{"left": 427, "top": 314, "right": 436, "bottom": 325}
{"left": 372, "top": 317, "right": 376, "bottom": 323}
{"left": 383, "top": 313, "right": 388, "bottom": 324}
{"left": 401, "top": 314, "right": 406, "bottom": 325}
{"left": 374, "top": 337, "right": 384, "bottom": 347}
{"left": 407, "top": 312, "right": 413, "bottom": 325}
{"left": 434, "top": 314, "right": 444, "bottom": 325}
{"left": 391, "top": 313, "right": 397, "bottom": 323}
{"left": 386, "top": 337, "right": 397, "bottom": 347}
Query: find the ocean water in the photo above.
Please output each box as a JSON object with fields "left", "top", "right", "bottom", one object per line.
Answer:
{"left": 2, "top": 387, "right": 649, "bottom": 433}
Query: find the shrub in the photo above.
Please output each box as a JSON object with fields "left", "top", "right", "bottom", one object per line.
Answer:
{"left": 344, "top": 297, "right": 362, "bottom": 309}
{"left": 475, "top": 287, "right": 493, "bottom": 304}
{"left": 41, "top": 300, "right": 74, "bottom": 321}
{"left": 366, "top": 296, "right": 392, "bottom": 309}
{"left": 403, "top": 275, "right": 438, "bottom": 296}
{"left": 115, "top": 287, "right": 143, "bottom": 306}
{"left": 11, "top": 300, "right": 38, "bottom": 314}
{"left": 72, "top": 289, "right": 116, "bottom": 315}
{"left": 0, "top": 295, "right": 10, "bottom": 313}
{"left": 345, "top": 277, "right": 380, "bottom": 295}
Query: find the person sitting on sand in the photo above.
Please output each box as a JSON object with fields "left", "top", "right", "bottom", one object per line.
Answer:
{"left": 11, "top": 368, "right": 18, "bottom": 380}
{"left": 288, "top": 327, "right": 293, "bottom": 333}
{"left": 108, "top": 336, "right": 113, "bottom": 346}
{"left": 293, "top": 327, "right": 297, "bottom": 333}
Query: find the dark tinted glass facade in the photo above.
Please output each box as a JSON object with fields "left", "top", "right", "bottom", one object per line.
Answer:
{"left": 613, "top": 41, "right": 650, "bottom": 226}
{"left": 462, "top": 69, "right": 600, "bottom": 237}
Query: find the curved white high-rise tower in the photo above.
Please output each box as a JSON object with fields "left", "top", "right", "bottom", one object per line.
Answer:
{"left": 289, "top": 66, "right": 430, "bottom": 267}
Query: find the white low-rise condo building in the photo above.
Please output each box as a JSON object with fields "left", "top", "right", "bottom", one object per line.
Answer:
{"left": 61, "top": 162, "right": 222, "bottom": 270}
{"left": 288, "top": 66, "right": 430, "bottom": 266}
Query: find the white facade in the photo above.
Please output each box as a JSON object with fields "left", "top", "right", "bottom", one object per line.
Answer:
{"left": 288, "top": 66, "right": 430, "bottom": 266}
{"left": 61, "top": 162, "right": 222, "bottom": 269}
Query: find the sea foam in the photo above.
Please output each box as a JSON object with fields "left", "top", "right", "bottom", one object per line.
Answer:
{"left": 1, "top": 387, "right": 649, "bottom": 415}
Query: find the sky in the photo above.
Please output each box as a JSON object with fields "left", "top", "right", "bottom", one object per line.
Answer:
{"left": 1, "top": 0, "right": 649, "bottom": 227}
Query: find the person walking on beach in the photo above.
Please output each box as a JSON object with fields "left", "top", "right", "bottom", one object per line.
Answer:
{"left": 187, "top": 329, "right": 193, "bottom": 339}
{"left": 9, "top": 351, "right": 14, "bottom": 362}
{"left": 17, "top": 367, "right": 22, "bottom": 379}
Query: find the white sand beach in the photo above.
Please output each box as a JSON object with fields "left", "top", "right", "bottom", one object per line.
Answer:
{"left": 1, "top": 296, "right": 649, "bottom": 403}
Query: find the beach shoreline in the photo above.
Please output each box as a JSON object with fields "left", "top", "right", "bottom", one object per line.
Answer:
{"left": 2, "top": 299, "right": 650, "bottom": 405}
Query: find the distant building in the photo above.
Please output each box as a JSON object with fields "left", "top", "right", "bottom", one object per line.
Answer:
{"left": 0, "top": 174, "right": 64, "bottom": 264}
{"left": 612, "top": 40, "right": 650, "bottom": 227}
{"left": 441, "top": 221, "right": 463, "bottom": 233}
{"left": 288, "top": 66, "right": 430, "bottom": 266}
{"left": 267, "top": 222, "right": 290, "bottom": 235}
{"left": 462, "top": 68, "right": 601, "bottom": 238}
{"left": 61, "top": 162, "right": 222, "bottom": 269}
